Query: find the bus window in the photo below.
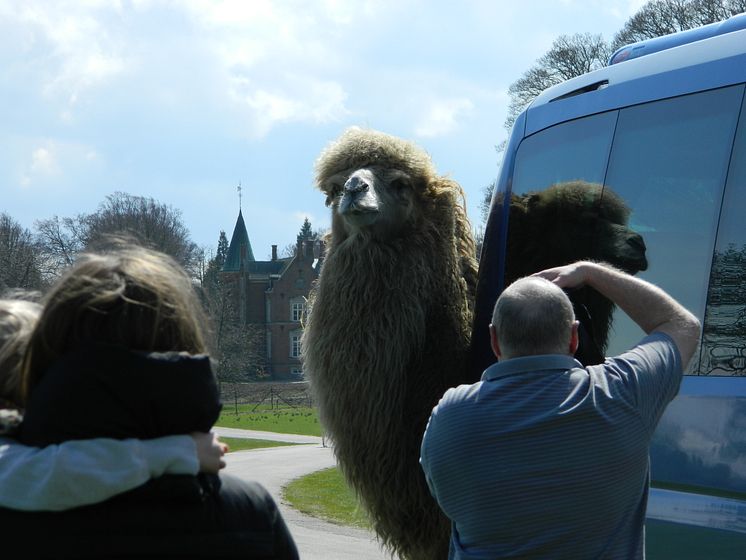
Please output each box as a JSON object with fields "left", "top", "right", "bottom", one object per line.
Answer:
{"left": 702, "top": 96, "right": 746, "bottom": 376}
{"left": 603, "top": 85, "right": 745, "bottom": 368}
{"left": 512, "top": 111, "right": 617, "bottom": 195}
{"left": 507, "top": 111, "right": 620, "bottom": 365}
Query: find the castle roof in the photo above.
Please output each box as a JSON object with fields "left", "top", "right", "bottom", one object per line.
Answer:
{"left": 222, "top": 210, "right": 255, "bottom": 272}
{"left": 248, "top": 259, "right": 290, "bottom": 275}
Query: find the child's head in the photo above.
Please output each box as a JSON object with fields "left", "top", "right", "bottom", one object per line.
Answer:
{"left": 23, "top": 245, "right": 210, "bottom": 399}
{"left": 0, "top": 298, "right": 42, "bottom": 408}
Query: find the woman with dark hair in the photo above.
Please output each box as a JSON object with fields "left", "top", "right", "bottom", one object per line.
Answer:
{"left": 2, "top": 246, "right": 298, "bottom": 559}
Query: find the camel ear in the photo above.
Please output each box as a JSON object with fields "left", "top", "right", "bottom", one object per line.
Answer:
{"left": 426, "top": 174, "right": 478, "bottom": 283}
{"left": 508, "top": 195, "right": 528, "bottom": 232}
{"left": 426, "top": 175, "right": 464, "bottom": 199}
{"left": 526, "top": 192, "right": 543, "bottom": 211}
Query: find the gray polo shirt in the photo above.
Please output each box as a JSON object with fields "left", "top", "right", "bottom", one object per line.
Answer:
{"left": 420, "top": 332, "right": 682, "bottom": 559}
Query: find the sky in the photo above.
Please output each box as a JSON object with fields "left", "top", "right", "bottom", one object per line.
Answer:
{"left": 1, "top": 0, "right": 646, "bottom": 260}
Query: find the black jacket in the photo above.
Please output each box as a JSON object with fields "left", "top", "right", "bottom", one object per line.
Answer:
{"left": 3, "top": 344, "right": 299, "bottom": 559}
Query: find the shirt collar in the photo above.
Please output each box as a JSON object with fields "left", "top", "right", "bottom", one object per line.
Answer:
{"left": 481, "top": 354, "right": 582, "bottom": 382}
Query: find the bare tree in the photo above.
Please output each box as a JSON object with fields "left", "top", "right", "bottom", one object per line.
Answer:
{"left": 83, "top": 192, "right": 200, "bottom": 273}
{"left": 0, "top": 213, "right": 43, "bottom": 291}
{"left": 505, "top": 33, "right": 611, "bottom": 131}
{"left": 505, "top": 0, "right": 745, "bottom": 134}
{"left": 474, "top": 180, "right": 497, "bottom": 259}
{"left": 35, "top": 192, "right": 200, "bottom": 279}
{"left": 505, "top": 66, "right": 557, "bottom": 133}
{"left": 612, "top": 0, "right": 746, "bottom": 49}
{"left": 202, "top": 274, "right": 265, "bottom": 382}
{"left": 479, "top": 181, "right": 495, "bottom": 227}
{"left": 34, "top": 215, "right": 84, "bottom": 281}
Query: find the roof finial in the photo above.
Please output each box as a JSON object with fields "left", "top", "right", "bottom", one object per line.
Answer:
{"left": 237, "top": 181, "right": 242, "bottom": 210}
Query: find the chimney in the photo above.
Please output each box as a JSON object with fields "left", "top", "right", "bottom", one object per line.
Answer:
{"left": 271, "top": 245, "right": 277, "bottom": 261}
{"left": 314, "top": 239, "right": 326, "bottom": 260}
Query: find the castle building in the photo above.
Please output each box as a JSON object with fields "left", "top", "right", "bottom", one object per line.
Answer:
{"left": 220, "top": 209, "right": 322, "bottom": 378}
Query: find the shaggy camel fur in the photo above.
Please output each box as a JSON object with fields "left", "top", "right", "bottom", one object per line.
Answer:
{"left": 506, "top": 181, "right": 648, "bottom": 364}
{"left": 302, "top": 128, "right": 478, "bottom": 560}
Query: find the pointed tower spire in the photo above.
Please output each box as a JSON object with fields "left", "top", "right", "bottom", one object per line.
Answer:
{"left": 222, "top": 184, "right": 255, "bottom": 272}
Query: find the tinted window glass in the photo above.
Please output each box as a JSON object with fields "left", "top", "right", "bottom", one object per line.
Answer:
{"left": 604, "top": 85, "right": 744, "bottom": 368}
{"left": 701, "top": 94, "right": 746, "bottom": 376}
{"left": 507, "top": 111, "right": 620, "bottom": 365}
{"left": 512, "top": 111, "right": 617, "bottom": 195}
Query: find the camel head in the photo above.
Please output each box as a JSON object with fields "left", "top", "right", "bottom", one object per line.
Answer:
{"left": 315, "top": 128, "right": 443, "bottom": 243}
{"left": 508, "top": 181, "right": 648, "bottom": 278}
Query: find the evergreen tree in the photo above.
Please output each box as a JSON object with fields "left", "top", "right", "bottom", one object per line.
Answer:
{"left": 204, "top": 230, "right": 228, "bottom": 289}
{"left": 282, "top": 218, "right": 320, "bottom": 258}
{"left": 297, "top": 217, "right": 314, "bottom": 243}
{"left": 215, "top": 230, "right": 229, "bottom": 269}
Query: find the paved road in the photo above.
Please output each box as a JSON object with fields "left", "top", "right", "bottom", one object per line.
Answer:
{"left": 215, "top": 427, "right": 390, "bottom": 560}
{"left": 215, "top": 426, "right": 322, "bottom": 445}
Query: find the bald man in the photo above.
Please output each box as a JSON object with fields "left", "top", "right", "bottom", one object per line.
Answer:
{"left": 420, "top": 261, "right": 700, "bottom": 560}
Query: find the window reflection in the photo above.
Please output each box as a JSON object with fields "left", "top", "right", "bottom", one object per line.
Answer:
{"left": 702, "top": 104, "right": 746, "bottom": 376}
{"left": 505, "top": 181, "right": 647, "bottom": 365}
{"left": 507, "top": 86, "right": 745, "bottom": 372}
{"left": 603, "top": 86, "right": 744, "bottom": 368}
{"left": 512, "top": 111, "right": 617, "bottom": 194}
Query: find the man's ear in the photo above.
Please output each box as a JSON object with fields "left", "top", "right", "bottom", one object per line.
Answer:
{"left": 489, "top": 324, "right": 501, "bottom": 359}
{"left": 569, "top": 320, "right": 580, "bottom": 355}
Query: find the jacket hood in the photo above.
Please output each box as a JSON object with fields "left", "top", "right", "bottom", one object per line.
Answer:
{"left": 19, "top": 343, "right": 222, "bottom": 446}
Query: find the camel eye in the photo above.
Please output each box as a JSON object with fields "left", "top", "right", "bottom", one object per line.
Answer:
{"left": 391, "top": 177, "right": 410, "bottom": 191}
{"left": 325, "top": 183, "right": 343, "bottom": 206}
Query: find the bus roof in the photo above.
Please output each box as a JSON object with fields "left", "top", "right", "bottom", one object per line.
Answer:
{"left": 522, "top": 25, "right": 746, "bottom": 138}
{"left": 608, "top": 12, "right": 746, "bottom": 65}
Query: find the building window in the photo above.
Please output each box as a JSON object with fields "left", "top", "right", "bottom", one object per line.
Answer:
{"left": 290, "top": 330, "right": 302, "bottom": 359}
{"left": 290, "top": 298, "right": 306, "bottom": 322}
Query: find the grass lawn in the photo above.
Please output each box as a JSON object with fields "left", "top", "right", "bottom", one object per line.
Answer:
{"left": 283, "top": 466, "right": 371, "bottom": 529}
{"left": 220, "top": 436, "right": 303, "bottom": 452}
{"left": 215, "top": 405, "right": 322, "bottom": 437}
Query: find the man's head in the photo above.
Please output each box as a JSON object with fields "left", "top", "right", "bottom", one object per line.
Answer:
{"left": 490, "top": 276, "right": 578, "bottom": 360}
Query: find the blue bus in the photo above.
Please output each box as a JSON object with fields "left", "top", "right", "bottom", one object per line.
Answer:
{"left": 475, "top": 14, "right": 746, "bottom": 558}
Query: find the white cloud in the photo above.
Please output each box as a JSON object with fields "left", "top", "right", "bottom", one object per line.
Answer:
{"left": 31, "top": 146, "right": 59, "bottom": 175}
{"left": 613, "top": 0, "right": 648, "bottom": 19}
{"left": 415, "top": 98, "right": 475, "bottom": 138}
{"left": 6, "top": 1, "right": 130, "bottom": 115}
{"left": 4, "top": 0, "right": 379, "bottom": 136}
{"left": 22, "top": 140, "right": 101, "bottom": 186}
{"left": 180, "top": 0, "right": 371, "bottom": 136}
{"left": 234, "top": 77, "right": 349, "bottom": 138}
